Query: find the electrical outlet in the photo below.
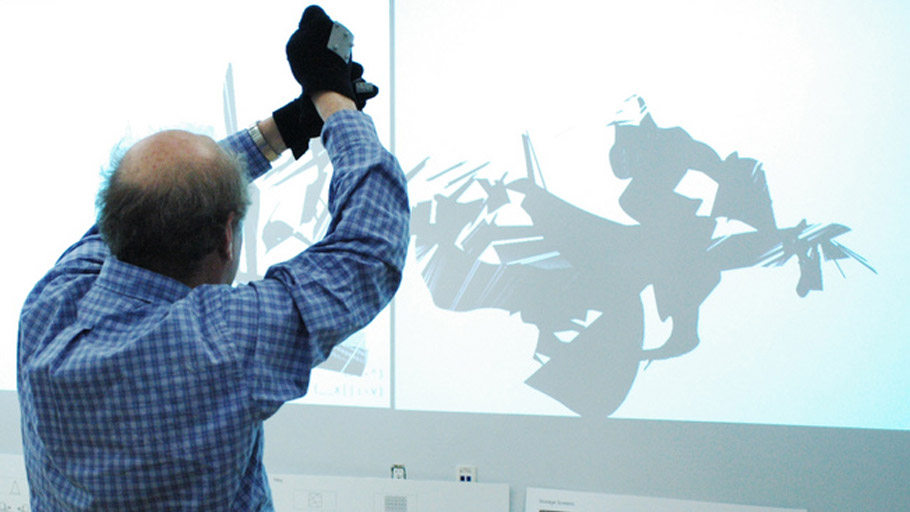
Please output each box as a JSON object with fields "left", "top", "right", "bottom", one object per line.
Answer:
{"left": 390, "top": 464, "right": 407, "bottom": 480}
{"left": 456, "top": 464, "right": 477, "bottom": 483}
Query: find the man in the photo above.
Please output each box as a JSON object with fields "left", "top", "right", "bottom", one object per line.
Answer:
{"left": 17, "top": 6, "right": 409, "bottom": 510}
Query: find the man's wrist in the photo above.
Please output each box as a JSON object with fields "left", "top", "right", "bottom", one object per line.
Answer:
{"left": 311, "top": 91, "right": 356, "bottom": 122}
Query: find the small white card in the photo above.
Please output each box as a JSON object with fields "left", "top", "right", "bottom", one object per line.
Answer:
{"left": 0, "top": 453, "right": 29, "bottom": 510}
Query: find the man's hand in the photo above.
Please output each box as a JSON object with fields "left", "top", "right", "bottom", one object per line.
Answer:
{"left": 272, "top": 96, "right": 322, "bottom": 159}
{"left": 273, "top": 6, "right": 383, "bottom": 159}
{"left": 273, "top": 62, "right": 380, "bottom": 159}
{"left": 286, "top": 5, "right": 355, "bottom": 100}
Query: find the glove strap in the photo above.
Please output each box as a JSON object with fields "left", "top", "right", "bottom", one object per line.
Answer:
{"left": 327, "top": 22, "right": 354, "bottom": 63}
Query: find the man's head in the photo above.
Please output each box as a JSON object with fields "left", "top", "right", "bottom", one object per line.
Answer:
{"left": 97, "top": 130, "right": 249, "bottom": 287}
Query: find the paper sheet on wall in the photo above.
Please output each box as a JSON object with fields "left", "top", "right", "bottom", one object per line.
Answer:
{"left": 525, "top": 487, "right": 805, "bottom": 512}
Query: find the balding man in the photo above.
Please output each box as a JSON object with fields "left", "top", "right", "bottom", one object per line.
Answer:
{"left": 17, "top": 6, "right": 408, "bottom": 510}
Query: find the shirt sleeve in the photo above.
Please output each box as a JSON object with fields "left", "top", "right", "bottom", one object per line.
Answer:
{"left": 222, "top": 110, "right": 410, "bottom": 418}
{"left": 273, "top": 110, "right": 409, "bottom": 341}
{"left": 220, "top": 129, "right": 273, "bottom": 182}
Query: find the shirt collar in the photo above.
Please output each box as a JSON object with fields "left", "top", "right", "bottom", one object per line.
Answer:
{"left": 97, "top": 256, "right": 192, "bottom": 304}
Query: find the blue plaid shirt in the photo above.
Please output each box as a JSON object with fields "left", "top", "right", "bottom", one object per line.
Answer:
{"left": 17, "top": 110, "right": 409, "bottom": 511}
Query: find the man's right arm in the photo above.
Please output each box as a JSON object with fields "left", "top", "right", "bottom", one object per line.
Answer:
{"left": 217, "top": 6, "right": 409, "bottom": 417}
{"left": 223, "top": 102, "right": 408, "bottom": 418}
{"left": 262, "top": 104, "right": 409, "bottom": 345}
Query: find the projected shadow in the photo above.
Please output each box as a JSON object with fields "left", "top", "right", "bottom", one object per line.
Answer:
{"left": 410, "top": 96, "right": 875, "bottom": 417}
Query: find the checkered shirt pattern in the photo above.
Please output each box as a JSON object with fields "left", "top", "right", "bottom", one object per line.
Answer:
{"left": 17, "top": 110, "right": 409, "bottom": 511}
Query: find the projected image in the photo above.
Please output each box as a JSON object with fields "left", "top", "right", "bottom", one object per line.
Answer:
{"left": 392, "top": 1, "right": 908, "bottom": 429}
{"left": 3, "top": 1, "right": 908, "bottom": 431}
{"left": 408, "top": 95, "right": 875, "bottom": 417}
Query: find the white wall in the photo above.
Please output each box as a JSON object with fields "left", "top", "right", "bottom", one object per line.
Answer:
{"left": 3, "top": 391, "right": 909, "bottom": 511}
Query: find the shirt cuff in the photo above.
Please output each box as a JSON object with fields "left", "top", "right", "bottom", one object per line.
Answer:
{"left": 221, "top": 130, "right": 272, "bottom": 181}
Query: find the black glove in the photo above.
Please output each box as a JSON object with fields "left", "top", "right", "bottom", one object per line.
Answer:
{"left": 273, "top": 96, "right": 322, "bottom": 159}
{"left": 286, "top": 5, "right": 355, "bottom": 100}
{"left": 274, "top": 61, "right": 380, "bottom": 159}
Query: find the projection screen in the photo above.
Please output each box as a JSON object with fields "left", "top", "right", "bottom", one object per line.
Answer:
{"left": 1, "top": 0, "right": 907, "bottom": 432}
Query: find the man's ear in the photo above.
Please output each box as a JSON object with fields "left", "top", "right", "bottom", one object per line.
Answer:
{"left": 221, "top": 212, "right": 237, "bottom": 260}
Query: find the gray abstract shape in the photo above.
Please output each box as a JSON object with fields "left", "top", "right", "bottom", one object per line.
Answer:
{"left": 411, "top": 96, "right": 875, "bottom": 417}
{"left": 262, "top": 219, "right": 312, "bottom": 251}
{"left": 315, "top": 331, "right": 368, "bottom": 376}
